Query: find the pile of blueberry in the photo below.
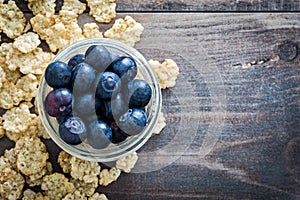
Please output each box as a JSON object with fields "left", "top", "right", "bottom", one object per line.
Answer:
{"left": 44, "top": 45, "right": 152, "bottom": 149}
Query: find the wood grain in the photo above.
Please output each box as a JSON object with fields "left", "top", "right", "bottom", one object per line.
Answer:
{"left": 13, "top": 0, "right": 300, "bottom": 12}
{"left": 92, "top": 13, "right": 300, "bottom": 199}
{"left": 0, "top": 2, "right": 299, "bottom": 200}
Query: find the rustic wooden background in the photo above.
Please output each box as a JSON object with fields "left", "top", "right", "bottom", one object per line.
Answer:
{"left": 1, "top": 0, "right": 300, "bottom": 199}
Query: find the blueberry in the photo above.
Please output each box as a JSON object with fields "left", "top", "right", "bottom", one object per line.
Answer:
{"left": 110, "top": 122, "right": 128, "bottom": 144}
{"left": 117, "top": 108, "right": 147, "bottom": 136}
{"left": 96, "top": 71, "right": 120, "bottom": 99}
{"left": 85, "top": 45, "right": 112, "bottom": 72}
{"left": 59, "top": 116, "right": 87, "bottom": 145}
{"left": 68, "top": 54, "right": 85, "bottom": 70}
{"left": 45, "top": 88, "right": 72, "bottom": 117}
{"left": 111, "top": 92, "right": 128, "bottom": 120}
{"left": 101, "top": 100, "right": 113, "bottom": 121}
{"left": 73, "top": 93, "right": 96, "bottom": 116}
{"left": 70, "top": 62, "right": 96, "bottom": 93}
{"left": 109, "top": 56, "right": 137, "bottom": 82}
{"left": 45, "top": 61, "right": 71, "bottom": 88}
{"left": 87, "top": 120, "right": 112, "bottom": 149}
{"left": 127, "top": 79, "right": 152, "bottom": 108}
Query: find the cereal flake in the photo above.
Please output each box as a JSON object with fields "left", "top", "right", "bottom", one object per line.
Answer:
{"left": 5, "top": 114, "right": 39, "bottom": 142}
{"left": 148, "top": 59, "right": 179, "bottom": 89}
{"left": 16, "top": 73, "right": 39, "bottom": 101}
{"left": 0, "top": 0, "right": 26, "bottom": 39}
{"left": 22, "top": 189, "right": 50, "bottom": 200}
{"left": 25, "top": 162, "right": 53, "bottom": 187}
{"left": 0, "top": 167, "right": 25, "bottom": 200}
{"left": 3, "top": 148, "right": 17, "bottom": 171}
{"left": 14, "top": 136, "right": 49, "bottom": 176}
{"left": 87, "top": 0, "right": 116, "bottom": 23}
{"left": 2, "top": 67, "right": 22, "bottom": 84}
{"left": 61, "top": 0, "right": 86, "bottom": 15}
{"left": 58, "top": 151, "right": 72, "bottom": 174}
{"left": 116, "top": 152, "right": 138, "bottom": 173}
{"left": 30, "top": 12, "right": 58, "bottom": 40}
{"left": 83, "top": 23, "right": 103, "bottom": 39}
{"left": 70, "top": 178, "right": 98, "bottom": 197}
{"left": 13, "top": 32, "right": 41, "bottom": 53}
{"left": 0, "top": 80, "right": 24, "bottom": 109}
{"left": 28, "top": 0, "right": 56, "bottom": 15}
{"left": 153, "top": 111, "right": 166, "bottom": 134}
{"left": 45, "top": 21, "right": 84, "bottom": 52}
{"left": 3, "top": 103, "right": 37, "bottom": 133}
{"left": 6, "top": 47, "right": 54, "bottom": 75}
{"left": 104, "top": 16, "right": 144, "bottom": 47}
{"left": 70, "top": 156, "right": 101, "bottom": 183}
{"left": 41, "top": 173, "right": 75, "bottom": 200}
{"left": 99, "top": 167, "right": 121, "bottom": 186}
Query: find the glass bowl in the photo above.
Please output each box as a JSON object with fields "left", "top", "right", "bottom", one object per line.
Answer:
{"left": 38, "top": 38, "right": 162, "bottom": 162}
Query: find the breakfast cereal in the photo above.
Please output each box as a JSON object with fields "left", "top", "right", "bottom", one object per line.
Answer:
{"left": 83, "top": 23, "right": 103, "bottom": 38}
{"left": 0, "top": 0, "right": 25, "bottom": 39}
{"left": 70, "top": 156, "right": 101, "bottom": 183}
{"left": 99, "top": 167, "right": 121, "bottom": 186}
{"left": 3, "top": 103, "right": 37, "bottom": 133}
{"left": 27, "top": 0, "right": 56, "bottom": 15}
{"left": 0, "top": 167, "right": 25, "bottom": 200}
{"left": 61, "top": 0, "right": 86, "bottom": 15}
{"left": 87, "top": 0, "right": 116, "bottom": 23}
{"left": 70, "top": 178, "right": 98, "bottom": 197}
{"left": 13, "top": 32, "right": 41, "bottom": 54}
{"left": 148, "top": 59, "right": 179, "bottom": 89}
{"left": 16, "top": 73, "right": 39, "bottom": 101}
{"left": 104, "top": 16, "right": 144, "bottom": 47}
{"left": 22, "top": 189, "right": 50, "bottom": 200}
{"left": 41, "top": 173, "right": 75, "bottom": 200}
{"left": 14, "top": 136, "right": 49, "bottom": 176}
{"left": 58, "top": 151, "right": 72, "bottom": 174}
{"left": 115, "top": 152, "right": 138, "bottom": 173}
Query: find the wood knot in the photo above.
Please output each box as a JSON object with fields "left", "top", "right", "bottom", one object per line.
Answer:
{"left": 278, "top": 42, "right": 298, "bottom": 62}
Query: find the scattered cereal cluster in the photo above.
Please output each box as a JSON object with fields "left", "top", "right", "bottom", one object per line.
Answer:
{"left": 0, "top": 0, "right": 180, "bottom": 199}
{"left": 99, "top": 167, "right": 121, "bottom": 186}
{"left": 148, "top": 59, "right": 180, "bottom": 89}
{"left": 87, "top": 0, "right": 116, "bottom": 23}
{"left": 116, "top": 152, "right": 139, "bottom": 173}
{"left": 22, "top": 189, "right": 49, "bottom": 200}
{"left": 83, "top": 23, "right": 103, "bottom": 38}
{"left": 14, "top": 136, "right": 49, "bottom": 176}
{"left": 62, "top": 0, "right": 86, "bottom": 15}
{"left": 13, "top": 32, "right": 41, "bottom": 53}
{"left": 27, "top": 0, "right": 56, "bottom": 15}
{"left": 104, "top": 16, "right": 144, "bottom": 47}
{"left": 0, "top": 0, "right": 26, "bottom": 39}
{"left": 3, "top": 103, "right": 37, "bottom": 133}
{"left": 69, "top": 156, "right": 101, "bottom": 183}
{"left": 41, "top": 173, "right": 75, "bottom": 200}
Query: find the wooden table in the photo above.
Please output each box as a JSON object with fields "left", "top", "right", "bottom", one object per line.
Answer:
{"left": 1, "top": 1, "right": 300, "bottom": 199}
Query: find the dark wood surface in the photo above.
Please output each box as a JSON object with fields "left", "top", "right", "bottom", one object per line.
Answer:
{"left": 1, "top": 1, "right": 300, "bottom": 200}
